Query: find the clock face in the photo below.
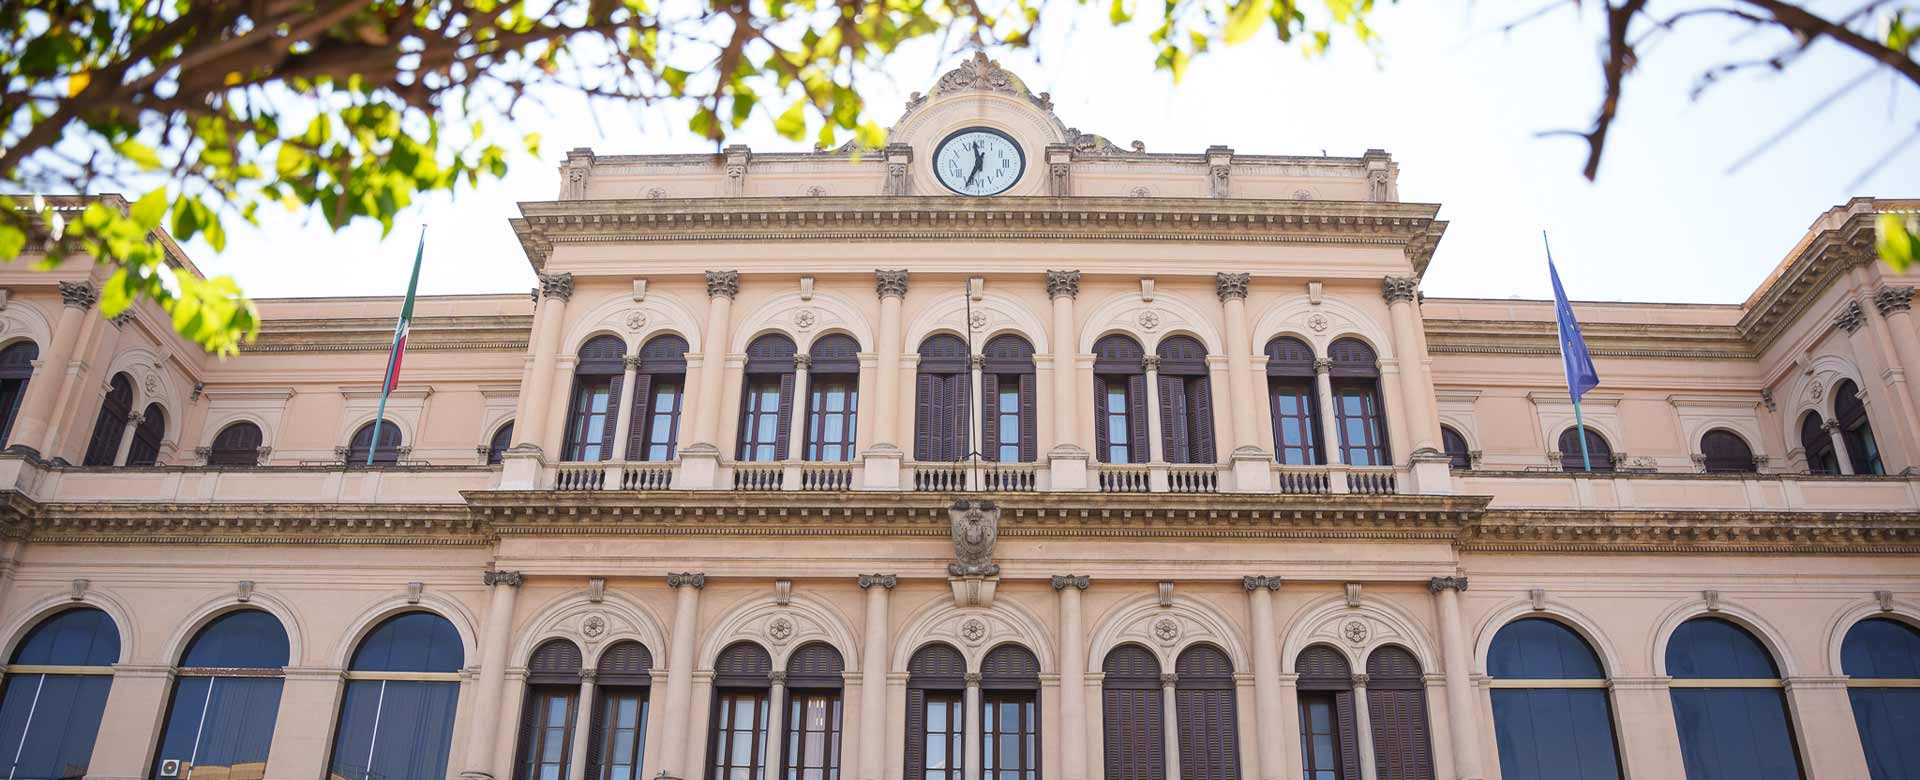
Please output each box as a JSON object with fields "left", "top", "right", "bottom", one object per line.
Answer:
{"left": 933, "top": 128, "right": 1025, "bottom": 196}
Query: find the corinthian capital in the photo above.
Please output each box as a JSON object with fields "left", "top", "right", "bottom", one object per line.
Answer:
{"left": 538, "top": 272, "right": 574, "bottom": 301}
{"left": 1381, "top": 276, "right": 1418, "bottom": 304}
{"left": 876, "top": 269, "right": 910, "bottom": 299}
{"left": 1046, "top": 270, "right": 1080, "bottom": 300}
{"left": 1875, "top": 285, "right": 1915, "bottom": 317}
{"left": 1835, "top": 301, "right": 1867, "bottom": 334}
{"left": 58, "top": 281, "right": 97, "bottom": 310}
{"left": 1215, "top": 272, "right": 1250, "bottom": 302}
{"left": 705, "top": 271, "right": 739, "bottom": 300}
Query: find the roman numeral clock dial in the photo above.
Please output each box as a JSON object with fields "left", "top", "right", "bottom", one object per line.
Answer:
{"left": 933, "top": 127, "right": 1026, "bottom": 196}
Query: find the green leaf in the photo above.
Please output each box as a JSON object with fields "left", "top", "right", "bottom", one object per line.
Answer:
{"left": 0, "top": 223, "right": 23, "bottom": 260}
{"left": 114, "top": 139, "right": 162, "bottom": 171}
{"left": 774, "top": 101, "right": 808, "bottom": 141}
{"left": 1881, "top": 213, "right": 1918, "bottom": 273}
{"left": 1224, "top": 0, "right": 1273, "bottom": 43}
{"left": 131, "top": 189, "right": 168, "bottom": 230}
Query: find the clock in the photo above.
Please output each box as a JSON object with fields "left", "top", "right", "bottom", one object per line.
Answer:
{"left": 932, "top": 127, "right": 1026, "bottom": 196}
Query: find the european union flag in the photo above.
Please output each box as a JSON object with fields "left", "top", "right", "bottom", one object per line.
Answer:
{"left": 1547, "top": 237, "right": 1600, "bottom": 404}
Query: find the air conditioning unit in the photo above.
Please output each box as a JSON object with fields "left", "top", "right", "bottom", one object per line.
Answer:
{"left": 158, "top": 759, "right": 182, "bottom": 779}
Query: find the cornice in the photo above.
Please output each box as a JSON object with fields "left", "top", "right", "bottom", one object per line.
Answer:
{"left": 22, "top": 498, "right": 488, "bottom": 545}
{"left": 1463, "top": 508, "right": 1920, "bottom": 554}
{"left": 250, "top": 315, "right": 532, "bottom": 353}
{"left": 510, "top": 196, "right": 1447, "bottom": 274}
{"left": 1423, "top": 319, "right": 1753, "bottom": 360}
{"left": 1735, "top": 212, "right": 1878, "bottom": 350}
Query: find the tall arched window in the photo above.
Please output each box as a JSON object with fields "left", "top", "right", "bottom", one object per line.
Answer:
{"left": 1488, "top": 618, "right": 1622, "bottom": 780}
{"left": 782, "top": 643, "right": 845, "bottom": 780}
{"left": 1156, "top": 336, "right": 1216, "bottom": 465}
{"left": 1296, "top": 645, "right": 1361, "bottom": 780}
{"left": 915, "top": 334, "right": 971, "bottom": 463}
{"left": 210, "top": 422, "right": 265, "bottom": 467}
{"left": 1666, "top": 617, "right": 1802, "bottom": 780}
{"left": 906, "top": 644, "right": 967, "bottom": 780}
{"left": 565, "top": 335, "right": 628, "bottom": 462}
{"left": 0, "top": 607, "right": 117, "bottom": 780}
{"left": 347, "top": 420, "right": 403, "bottom": 466}
{"left": 487, "top": 421, "right": 515, "bottom": 465}
{"left": 1557, "top": 428, "right": 1613, "bottom": 473}
{"left": 1440, "top": 427, "right": 1471, "bottom": 470}
{"left": 980, "top": 645, "right": 1040, "bottom": 780}
{"left": 0, "top": 341, "right": 38, "bottom": 446}
{"left": 630, "top": 335, "right": 689, "bottom": 461}
{"left": 328, "top": 611, "right": 464, "bottom": 780}
{"left": 981, "top": 334, "right": 1037, "bottom": 463}
{"left": 153, "top": 610, "right": 290, "bottom": 779}
{"left": 707, "top": 642, "right": 773, "bottom": 780}
{"left": 739, "top": 335, "right": 797, "bottom": 462}
{"left": 1174, "top": 645, "right": 1240, "bottom": 780}
{"left": 1365, "top": 646, "right": 1435, "bottom": 780}
{"left": 1327, "top": 339, "right": 1388, "bottom": 466}
{"left": 1801, "top": 412, "right": 1839, "bottom": 474}
{"left": 1842, "top": 618, "right": 1920, "bottom": 779}
{"left": 805, "top": 334, "right": 861, "bottom": 462}
{"left": 1093, "top": 335, "right": 1148, "bottom": 464}
{"left": 81, "top": 373, "right": 134, "bottom": 466}
{"left": 1101, "top": 645, "right": 1166, "bottom": 780}
{"left": 586, "top": 641, "right": 653, "bottom": 780}
{"left": 1700, "top": 429, "right": 1756, "bottom": 473}
{"left": 516, "top": 639, "right": 584, "bottom": 780}
{"left": 1835, "top": 380, "right": 1885, "bottom": 475}
{"left": 127, "top": 403, "right": 164, "bottom": 466}
{"left": 1266, "top": 336, "right": 1322, "bottom": 466}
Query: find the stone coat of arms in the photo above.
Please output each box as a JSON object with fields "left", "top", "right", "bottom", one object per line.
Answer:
{"left": 948, "top": 499, "right": 1000, "bottom": 577}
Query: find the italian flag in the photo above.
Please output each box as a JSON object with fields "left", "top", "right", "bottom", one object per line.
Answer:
{"left": 368, "top": 227, "right": 425, "bottom": 464}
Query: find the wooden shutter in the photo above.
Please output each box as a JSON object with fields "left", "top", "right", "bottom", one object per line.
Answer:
{"left": 513, "top": 686, "right": 543, "bottom": 780}
{"left": 211, "top": 422, "right": 264, "bottom": 466}
{"left": 1190, "top": 376, "right": 1216, "bottom": 464}
{"left": 598, "top": 640, "right": 653, "bottom": 686}
{"left": 583, "top": 693, "right": 608, "bottom": 778}
{"left": 714, "top": 642, "right": 773, "bottom": 686}
{"left": 1018, "top": 373, "right": 1037, "bottom": 462}
{"left": 915, "top": 371, "right": 940, "bottom": 461}
{"left": 1159, "top": 373, "right": 1187, "bottom": 464}
{"left": 1298, "top": 645, "right": 1360, "bottom": 780}
{"left": 1701, "top": 429, "right": 1755, "bottom": 473}
{"left": 981, "top": 644, "right": 1040, "bottom": 689}
{"left": 625, "top": 373, "right": 654, "bottom": 461}
{"left": 1127, "top": 373, "right": 1150, "bottom": 464}
{"left": 774, "top": 371, "right": 796, "bottom": 461}
{"left": 1101, "top": 645, "right": 1165, "bottom": 780}
{"left": 529, "top": 639, "right": 584, "bottom": 684}
{"left": 904, "top": 685, "right": 927, "bottom": 780}
{"left": 597, "top": 373, "right": 624, "bottom": 462}
{"left": 980, "top": 373, "right": 1000, "bottom": 461}
{"left": 1334, "top": 690, "right": 1364, "bottom": 780}
{"left": 786, "top": 642, "right": 845, "bottom": 689}
{"left": 1175, "top": 646, "right": 1239, "bottom": 780}
{"left": 906, "top": 644, "right": 968, "bottom": 780}
{"left": 1366, "top": 647, "right": 1435, "bottom": 780}
{"left": 1093, "top": 375, "right": 1111, "bottom": 463}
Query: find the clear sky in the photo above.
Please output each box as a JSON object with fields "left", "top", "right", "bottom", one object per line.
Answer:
{"left": 180, "top": 0, "right": 1919, "bottom": 305}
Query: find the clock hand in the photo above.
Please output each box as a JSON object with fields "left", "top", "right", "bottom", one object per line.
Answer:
{"left": 965, "top": 147, "right": 985, "bottom": 187}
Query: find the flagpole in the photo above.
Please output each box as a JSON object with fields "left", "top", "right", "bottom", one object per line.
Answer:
{"left": 1544, "top": 231, "right": 1594, "bottom": 471}
{"left": 368, "top": 225, "right": 427, "bottom": 466}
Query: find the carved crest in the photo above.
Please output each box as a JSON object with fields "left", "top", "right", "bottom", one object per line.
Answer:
{"left": 948, "top": 499, "right": 1000, "bottom": 577}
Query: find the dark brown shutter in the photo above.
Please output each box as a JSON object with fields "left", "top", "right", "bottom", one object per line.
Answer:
{"left": 904, "top": 685, "right": 927, "bottom": 780}
{"left": 1018, "top": 373, "right": 1037, "bottom": 462}
{"left": 83, "top": 374, "right": 135, "bottom": 466}
{"left": 598, "top": 640, "right": 654, "bottom": 686}
{"left": 774, "top": 371, "right": 796, "bottom": 461}
{"left": 1159, "top": 373, "right": 1186, "bottom": 464}
{"left": 513, "top": 686, "right": 542, "bottom": 780}
{"left": 1190, "top": 377, "right": 1216, "bottom": 464}
{"left": 583, "top": 692, "right": 608, "bottom": 778}
{"left": 1701, "top": 429, "right": 1755, "bottom": 473}
{"left": 1093, "top": 375, "right": 1111, "bottom": 463}
{"left": 1127, "top": 374, "right": 1150, "bottom": 464}
{"left": 1102, "top": 645, "right": 1165, "bottom": 780}
{"left": 1175, "top": 645, "right": 1240, "bottom": 780}
{"left": 1265, "top": 337, "right": 1315, "bottom": 377}
{"left": 1365, "top": 647, "right": 1435, "bottom": 780}
{"left": 786, "top": 642, "right": 845, "bottom": 688}
{"left": 714, "top": 642, "right": 773, "bottom": 686}
{"left": 210, "top": 422, "right": 265, "bottom": 466}
{"left": 625, "top": 372, "right": 654, "bottom": 461}
{"left": 1335, "top": 690, "right": 1363, "bottom": 780}
{"left": 916, "top": 370, "right": 939, "bottom": 461}
{"left": 906, "top": 644, "right": 968, "bottom": 780}
{"left": 981, "top": 644, "right": 1040, "bottom": 689}
{"left": 529, "top": 639, "right": 584, "bottom": 684}
{"left": 597, "top": 373, "right": 624, "bottom": 462}
{"left": 1297, "top": 645, "right": 1360, "bottom": 780}
{"left": 980, "top": 373, "right": 1000, "bottom": 461}
{"left": 1327, "top": 338, "right": 1380, "bottom": 379}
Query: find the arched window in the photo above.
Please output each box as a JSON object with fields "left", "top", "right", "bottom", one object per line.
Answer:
{"left": 1328, "top": 339, "right": 1388, "bottom": 466}
{"left": 127, "top": 403, "right": 164, "bottom": 466}
{"left": 0, "top": 607, "right": 117, "bottom": 780}
{"left": 1440, "top": 427, "right": 1471, "bottom": 470}
{"left": 707, "top": 642, "right": 773, "bottom": 780}
{"left": 1366, "top": 646, "right": 1435, "bottom": 780}
{"left": 739, "top": 335, "right": 797, "bottom": 462}
{"left": 1557, "top": 428, "right": 1613, "bottom": 473}
{"left": 1296, "top": 645, "right": 1361, "bottom": 780}
{"left": 565, "top": 335, "right": 628, "bottom": 462}
{"left": 1835, "top": 380, "right": 1885, "bottom": 475}
{"left": 328, "top": 611, "right": 464, "bottom": 780}
{"left": 586, "top": 641, "right": 653, "bottom": 780}
{"left": 1666, "top": 617, "right": 1802, "bottom": 780}
{"left": 1266, "top": 336, "right": 1323, "bottom": 466}
{"left": 0, "top": 341, "right": 38, "bottom": 446}
{"left": 1488, "top": 618, "right": 1622, "bottom": 780}
{"left": 915, "top": 334, "right": 972, "bottom": 463}
{"left": 1801, "top": 412, "right": 1839, "bottom": 474}
{"left": 81, "top": 373, "right": 134, "bottom": 466}
{"left": 517, "top": 639, "right": 585, "bottom": 780}
{"left": 153, "top": 610, "right": 291, "bottom": 779}
{"left": 1101, "top": 645, "right": 1166, "bottom": 780}
{"left": 805, "top": 334, "right": 861, "bottom": 462}
{"left": 1842, "top": 618, "right": 1920, "bottom": 779}
{"left": 630, "top": 334, "right": 689, "bottom": 462}
{"left": 1174, "top": 645, "right": 1240, "bottom": 780}
{"left": 487, "top": 421, "right": 515, "bottom": 465}
{"left": 1157, "top": 336, "right": 1216, "bottom": 464}
{"left": 782, "top": 643, "right": 845, "bottom": 780}
{"left": 1093, "top": 335, "right": 1148, "bottom": 464}
{"left": 1700, "top": 429, "right": 1756, "bottom": 473}
{"left": 980, "top": 645, "right": 1040, "bottom": 780}
{"left": 347, "top": 420, "right": 403, "bottom": 466}
{"left": 210, "top": 422, "right": 266, "bottom": 467}
{"left": 982, "top": 334, "right": 1037, "bottom": 463}
{"left": 907, "top": 644, "right": 967, "bottom": 780}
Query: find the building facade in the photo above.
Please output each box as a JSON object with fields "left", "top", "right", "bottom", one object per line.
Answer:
{"left": 2, "top": 54, "right": 1919, "bottom": 780}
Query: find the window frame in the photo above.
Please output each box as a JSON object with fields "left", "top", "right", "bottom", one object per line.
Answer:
{"left": 0, "top": 341, "right": 38, "bottom": 447}
{"left": 980, "top": 335, "right": 1037, "bottom": 464}
{"left": 1092, "top": 335, "right": 1148, "bottom": 465}
{"left": 81, "top": 373, "right": 134, "bottom": 466}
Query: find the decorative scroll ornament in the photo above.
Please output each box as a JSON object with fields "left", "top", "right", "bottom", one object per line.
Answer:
{"left": 1428, "top": 576, "right": 1469, "bottom": 592}
{"left": 484, "top": 570, "right": 524, "bottom": 587}
{"left": 1051, "top": 574, "right": 1091, "bottom": 590}
{"left": 858, "top": 574, "right": 898, "bottom": 589}
{"left": 1835, "top": 301, "right": 1867, "bottom": 334}
{"left": 625, "top": 310, "right": 648, "bottom": 331}
{"left": 935, "top": 52, "right": 1025, "bottom": 97}
{"left": 948, "top": 499, "right": 1001, "bottom": 577}
{"left": 1241, "top": 575, "right": 1281, "bottom": 591}
{"left": 58, "top": 281, "right": 98, "bottom": 309}
{"left": 667, "top": 572, "right": 707, "bottom": 588}
{"left": 1342, "top": 620, "right": 1369, "bottom": 644}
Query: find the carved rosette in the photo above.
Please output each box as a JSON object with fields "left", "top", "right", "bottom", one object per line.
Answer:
{"left": 1381, "top": 276, "right": 1418, "bottom": 304}
{"left": 667, "top": 572, "right": 707, "bottom": 588}
{"left": 484, "top": 570, "right": 524, "bottom": 587}
{"left": 1343, "top": 620, "right": 1369, "bottom": 644}
{"left": 1427, "top": 576, "right": 1469, "bottom": 593}
{"left": 1835, "top": 301, "right": 1867, "bottom": 334}
{"left": 706, "top": 271, "right": 740, "bottom": 300}
{"left": 1875, "top": 286, "right": 1915, "bottom": 316}
{"left": 1050, "top": 574, "right": 1090, "bottom": 590}
{"left": 1215, "top": 273, "right": 1250, "bottom": 302}
{"left": 1046, "top": 270, "right": 1081, "bottom": 300}
{"left": 876, "top": 270, "right": 910, "bottom": 299}
{"left": 58, "top": 281, "right": 97, "bottom": 310}
{"left": 538, "top": 272, "right": 575, "bottom": 301}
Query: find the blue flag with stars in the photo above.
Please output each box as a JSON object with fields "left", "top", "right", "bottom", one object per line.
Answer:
{"left": 1548, "top": 242, "right": 1600, "bottom": 404}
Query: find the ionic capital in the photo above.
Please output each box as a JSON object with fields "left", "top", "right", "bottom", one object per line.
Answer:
{"left": 1428, "top": 575, "right": 1469, "bottom": 593}
{"left": 1241, "top": 575, "right": 1282, "bottom": 591}
{"left": 483, "top": 570, "right": 524, "bottom": 587}
{"left": 668, "top": 571, "right": 707, "bottom": 589}
{"left": 1050, "top": 574, "right": 1090, "bottom": 591}
{"left": 858, "top": 573, "right": 898, "bottom": 589}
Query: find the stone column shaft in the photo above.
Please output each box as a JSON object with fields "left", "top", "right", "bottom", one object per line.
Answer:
{"left": 1431, "top": 578, "right": 1484, "bottom": 780}
{"left": 1351, "top": 677, "right": 1379, "bottom": 780}
{"left": 1314, "top": 360, "right": 1344, "bottom": 466}
{"left": 964, "top": 677, "right": 982, "bottom": 780}
{"left": 1144, "top": 360, "right": 1165, "bottom": 464}
{"left": 1383, "top": 278, "right": 1439, "bottom": 454}
{"left": 1874, "top": 286, "right": 1920, "bottom": 459}
{"left": 765, "top": 676, "right": 789, "bottom": 775}
{"left": 1054, "top": 576, "right": 1090, "bottom": 780}
{"left": 1217, "top": 275, "right": 1261, "bottom": 450}
{"left": 970, "top": 357, "right": 986, "bottom": 463}
{"left": 610, "top": 356, "right": 642, "bottom": 461}
{"left": 14, "top": 284, "right": 91, "bottom": 453}
{"left": 517, "top": 276, "right": 573, "bottom": 449}
{"left": 1161, "top": 675, "right": 1184, "bottom": 780}
{"left": 567, "top": 674, "right": 598, "bottom": 780}
{"left": 692, "top": 274, "right": 738, "bottom": 447}
{"left": 874, "top": 271, "right": 907, "bottom": 448}
{"left": 1825, "top": 420, "right": 1857, "bottom": 475}
{"left": 84, "top": 663, "right": 171, "bottom": 780}
{"left": 1048, "top": 273, "right": 1080, "bottom": 450}
{"left": 463, "top": 571, "right": 523, "bottom": 780}
{"left": 111, "top": 413, "right": 141, "bottom": 466}
{"left": 859, "top": 575, "right": 895, "bottom": 780}
{"left": 789, "top": 358, "right": 813, "bottom": 461}
{"left": 659, "top": 573, "right": 705, "bottom": 780}
{"left": 1785, "top": 676, "right": 1872, "bottom": 780}
{"left": 1244, "top": 579, "right": 1287, "bottom": 780}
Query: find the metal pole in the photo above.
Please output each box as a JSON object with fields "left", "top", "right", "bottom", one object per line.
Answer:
{"left": 1574, "top": 399, "right": 1593, "bottom": 471}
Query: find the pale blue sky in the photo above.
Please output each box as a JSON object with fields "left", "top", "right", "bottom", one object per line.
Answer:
{"left": 182, "top": 0, "right": 1919, "bottom": 304}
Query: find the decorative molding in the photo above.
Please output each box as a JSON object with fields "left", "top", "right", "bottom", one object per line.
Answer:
{"left": 1046, "top": 270, "right": 1081, "bottom": 300}
{"left": 858, "top": 574, "right": 898, "bottom": 589}
{"left": 705, "top": 271, "right": 740, "bottom": 300}
{"left": 1215, "top": 273, "right": 1250, "bottom": 302}
{"left": 668, "top": 572, "right": 707, "bottom": 588}
{"left": 1529, "top": 588, "right": 1548, "bottom": 611}
{"left": 588, "top": 577, "right": 606, "bottom": 603}
{"left": 1313, "top": 357, "right": 1333, "bottom": 374}
{"left": 58, "top": 281, "right": 97, "bottom": 310}
{"left": 1351, "top": 673, "right": 1370, "bottom": 687}
{"left": 1157, "top": 581, "right": 1175, "bottom": 607}
{"left": 1428, "top": 576, "right": 1469, "bottom": 593}
{"left": 935, "top": 52, "right": 1028, "bottom": 98}
{"left": 484, "top": 570, "right": 524, "bottom": 587}
{"left": 69, "top": 578, "right": 88, "bottom": 601}
{"left": 1344, "top": 582, "right": 1362, "bottom": 608}
{"left": 538, "top": 272, "right": 574, "bottom": 301}
{"left": 1242, "top": 575, "right": 1282, "bottom": 591}
{"left": 406, "top": 581, "right": 424, "bottom": 604}
{"left": 774, "top": 579, "right": 793, "bottom": 606}
{"left": 876, "top": 269, "right": 910, "bottom": 299}
{"left": 964, "top": 672, "right": 982, "bottom": 684}
{"left": 1874, "top": 285, "right": 1915, "bottom": 317}
{"left": 948, "top": 499, "right": 1000, "bottom": 577}
{"left": 236, "top": 580, "right": 254, "bottom": 602}
{"left": 1160, "top": 672, "right": 1180, "bottom": 685}
{"left": 1382, "top": 276, "right": 1418, "bottom": 304}
{"left": 1050, "top": 574, "right": 1090, "bottom": 590}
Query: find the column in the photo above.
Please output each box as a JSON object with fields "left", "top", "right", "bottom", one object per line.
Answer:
{"left": 1314, "top": 359, "right": 1344, "bottom": 466}
{"left": 965, "top": 673, "right": 983, "bottom": 780}
{"left": 1785, "top": 675, "right": 1872, "bottom": 779}
{"left": 788, "top": 356, "right": 813, "bottom": 461}
{"left": 1144, "top": 356, "right": 1165, "bottom": 464}
{"left": 567, "top": 671, "right": 599, "bottom": 780}
{"left": 110, "top": 411, "right": 142, "bottom": 466}
{"left": 886, "top": 672, "right": 910, "bottom": 780}
{"left": 463, "top": 570, "right": 524, "bottom": 780}
{"left": 83, "top": 663, "right": 173, "bottom": 780}
{"left": 1608, "top": 677, "right": 1688, "bottom": 780}
{"left": 12, "top": 281, "right": 92, "bottom": 454}
{"left": 1824, "top": 420, "right": 1857, "bottom": 475}
{"left": 658, "top": 572, "right": 706, "bottom": 780}
{"left": 858, "top": 574, "right": 896, "bottom": 780}
{"left": 970, "top": 354, "right": 986, "bottom": 462}
{"left": 1873, "top": 285, "right": 1920, "bottom": 441}
{"left": 874, "top": 270, "right": 908, "bottom": 447}
{"left": 610, "top": 355, "right": 642, "bottom": 458}
{"left": 1381, "top": 277, "right": 1439, "bottom": 453}
{"left": 765, "top": 672, "right": 789, "bottom": 773}
{"left": 1852, "top": 266, "right": 1920, "bottom": 467}
{"left": 1161, "top": 673, "right": 1184, "bottom": 780}
{"left": 1350, "top": 673, "right": 1379, "bottom": 780}
{"left": 1242, "top": 576, "right": 1287, "bottom": 780}
{"left": 1429, "top": 576, "right": 1484, "bottom": 780}
{"left": 1215, "top": 273, "right": 1261, "bottom": 451}
{"left": 263, "top": 667, "right": 348, "bottom": 779}
{"left": 514, "top": 274, "right": 573, "bottom": 449}
{"left": 1053, "top": 575, "right": 1091, "bottom": 780}
{"left": 1046, "top": 271, "right": 1088, "bottom": 489}
{"left": 691, "top": 272, "right": 739, "bottom": 447}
